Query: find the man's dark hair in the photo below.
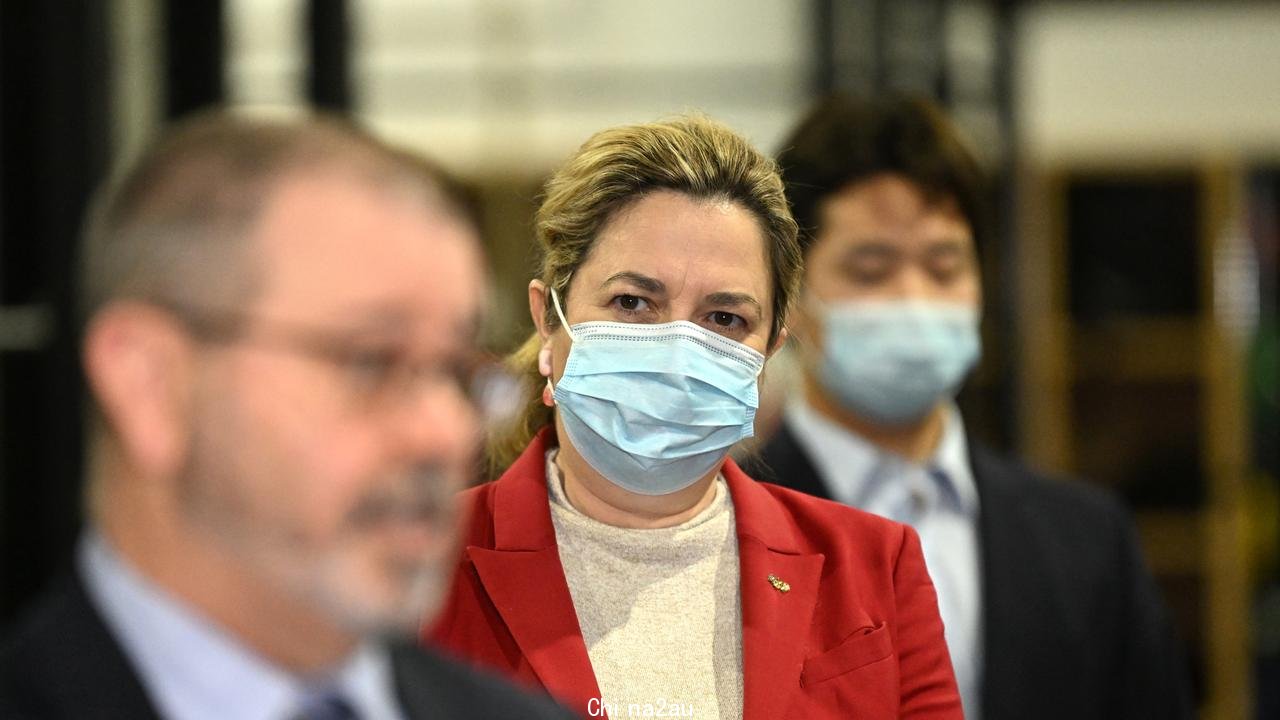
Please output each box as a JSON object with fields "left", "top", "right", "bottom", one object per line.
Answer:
{"left": 776, "top": 94, "right": 987, "bottom": 255}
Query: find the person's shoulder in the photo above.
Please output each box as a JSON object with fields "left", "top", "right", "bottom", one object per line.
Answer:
{"left": 971, "top": 442, "right": 1129, "bottom": 526}
{"left": 1, "top": 576, "right": 85, "bottom": 681}
{"left": 0, "top": 576, "right": 155, "bottom": 719}
{"left": 0, "top": 611, "right": 51, "bottom": 719}
{"left": 391, "top": 643, "right": 576, "bottom": 720}
{"left": 971, "top": 445, "right": 1143, "bottom": 575}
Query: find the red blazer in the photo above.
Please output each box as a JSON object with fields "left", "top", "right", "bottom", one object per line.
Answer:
{"left": 426, "top": 428, "right": 962, "bottom": 719}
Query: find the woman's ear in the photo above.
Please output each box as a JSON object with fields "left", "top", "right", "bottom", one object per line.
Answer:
{"left": 538, "top": 344, "right": 553, "bottom": 378}
{"left": 530, "top": 281, "right": 557, "bottom": 406}
{"left": 528, "top": 279, "right": 551, "bottom": 340}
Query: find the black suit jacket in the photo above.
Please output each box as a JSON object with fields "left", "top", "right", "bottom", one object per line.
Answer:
{"left": 745, "top": 421, "right": 1194, "bottom": 720}
{"left": 0, "top": 573, "right": 577, "bottom": 720}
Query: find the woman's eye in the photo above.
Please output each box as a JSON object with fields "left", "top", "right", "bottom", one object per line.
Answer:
{"left": 708, "top": 311, "right": 745, "bottom": 330}
{"left": 612, "top": 294, "right": 650, "bottom": 313}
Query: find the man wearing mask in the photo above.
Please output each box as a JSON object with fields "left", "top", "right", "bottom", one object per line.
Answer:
{"left": 0, "top": 114, "right": 574, "bottom": 720}
{"left": 749, "top": 95, "right": 1193, "bottom": 720}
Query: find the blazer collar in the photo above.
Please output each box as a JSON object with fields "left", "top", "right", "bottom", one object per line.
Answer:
{"left": 722, "top": 454, "right": 805, "bottom": 554}
{"left": 489, "top": 427, "right": 561, "bottom": 550}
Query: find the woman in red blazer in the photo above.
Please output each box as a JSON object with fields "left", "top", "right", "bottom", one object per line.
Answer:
{"left": 426, "top": 116, "right": 961, "bottom": 720}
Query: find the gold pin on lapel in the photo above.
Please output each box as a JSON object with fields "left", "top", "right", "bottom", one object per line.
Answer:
{"left": 767, "top": 573, "right": 791, "bottom": 593}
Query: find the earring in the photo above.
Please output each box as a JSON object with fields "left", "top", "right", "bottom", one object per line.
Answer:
{"left": 542, "top": 378, "right": 556, "bottom": 407}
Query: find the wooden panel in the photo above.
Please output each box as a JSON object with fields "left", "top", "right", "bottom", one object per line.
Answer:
{"left": 1016, "top": 160, "right": 1256, "bottom": 719}
{"left": 1199, "top": 165, "right": 1252, "bottom": 720}
{"left": 1072, "top": 317, "right": 1201, "bottom": 382}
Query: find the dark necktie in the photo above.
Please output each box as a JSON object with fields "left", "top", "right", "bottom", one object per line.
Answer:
{"left": 290, "top": 687, "right": 360, "bottom": 720}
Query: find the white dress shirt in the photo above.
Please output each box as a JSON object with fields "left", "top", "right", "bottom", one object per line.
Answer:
{"left": 785, "top": 401, "right": 984, "bottom": 720}
{"left": 78, "top": 531, "right": 406, "bottom": 720}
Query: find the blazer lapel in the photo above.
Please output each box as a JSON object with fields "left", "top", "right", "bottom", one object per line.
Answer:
{"left": 468, "top": 547, "right": 600, "bottom": 710}
{"left": 970, "top": 443, "right": 1044, "bottom": 718}
{"left": 724, "top": 460, "right": 825, "bottom": 720}
{"left": 467, "top": 430, "right": 602, "bottom": 713}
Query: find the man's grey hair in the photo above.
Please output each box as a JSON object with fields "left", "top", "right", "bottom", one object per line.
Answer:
{"left": 79, "top": 110, "right": 474, "bottom": 322}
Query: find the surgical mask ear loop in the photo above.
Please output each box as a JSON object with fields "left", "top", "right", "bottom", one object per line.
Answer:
{"left": 549, "top": 287, "right": 577, "bottom": 341}
{"left": 543, "top": 287, "right": 577, "bottom": 404}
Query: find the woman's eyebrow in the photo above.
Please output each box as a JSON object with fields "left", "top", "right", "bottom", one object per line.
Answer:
{"left": 705, "top": 291, "right": 762, "bottom": 318}
{"left": 600, "top": 271, "right": 666, "bottom": 294}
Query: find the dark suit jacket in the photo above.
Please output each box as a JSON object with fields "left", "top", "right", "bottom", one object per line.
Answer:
{"left": 0, "top": 572, "right": 577, "bottom": 720}
{"left": 744, "top": 420, "right": 1194, "bottom": 720}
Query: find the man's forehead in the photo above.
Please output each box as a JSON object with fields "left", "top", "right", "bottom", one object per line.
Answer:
{"left": 247, "top": 172, "right": 484, "bottom": 323}
{"left": 254, "top": 170, "right": 467, "bottom": 250}
{"left": 258, "top": 169, "right": 429, "bottom": 222}
{"left": 819, "top": 178, "right": 971, "bottom": 246}
{"left": 830, "top": 175, "right": 959, "bottom": 217}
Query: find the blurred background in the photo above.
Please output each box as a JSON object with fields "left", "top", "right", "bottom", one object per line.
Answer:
{"left": 0, "top": 1, "right": 1276, "bottom": 718}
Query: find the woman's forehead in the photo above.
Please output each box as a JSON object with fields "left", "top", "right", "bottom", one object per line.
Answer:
{"left": 574, "top": 191, "right": 771, "bottom": 299}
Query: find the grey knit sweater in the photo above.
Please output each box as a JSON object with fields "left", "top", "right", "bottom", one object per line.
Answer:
{"left": 546, "top": 451, "right": 743, "bottom": 720}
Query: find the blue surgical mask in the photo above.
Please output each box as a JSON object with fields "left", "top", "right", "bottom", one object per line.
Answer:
{"left": 549, "top": 288, "right": 765, "bottom": 496}
{"left": 817, "top": 299, "right": 981, "bottom": 424}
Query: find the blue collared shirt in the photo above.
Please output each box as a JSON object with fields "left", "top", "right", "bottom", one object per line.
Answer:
{"left": 78, "top": 532, "right": 406, "bottom": 720}
{"left": 785, "top": 401, "right": 984, "bottom": 720}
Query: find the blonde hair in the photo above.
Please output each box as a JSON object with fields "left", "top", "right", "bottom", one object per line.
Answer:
{"left": 488, "top": 115, "right": 801, "bottom": 475}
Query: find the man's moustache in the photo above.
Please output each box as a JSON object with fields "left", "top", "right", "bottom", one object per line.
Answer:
{"left": 346, "top": 464, "right": 453, "bottom": 527}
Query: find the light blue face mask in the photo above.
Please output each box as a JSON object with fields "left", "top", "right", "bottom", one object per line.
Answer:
{"left": 817, "top": 299, "right": 981, "bottom": 425}
{"left": 549, "top": 288, "right": 765, "bottom": 496}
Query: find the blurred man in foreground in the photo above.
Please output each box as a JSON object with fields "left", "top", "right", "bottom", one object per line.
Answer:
{"left": 748, "top": 95, "right": 1193, "bottom": 720}
{"left": 0, "top": 113, "right": 573, "bottom": 720}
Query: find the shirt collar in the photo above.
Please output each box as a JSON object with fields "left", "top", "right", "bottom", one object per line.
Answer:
{"left": 784, "top": 400, "right": 979, "bottom": 517}
{"left": 931, "top": 405, "right": 980, "bottom": 514}
{"left": 78, "top": 531, "right": 404, "bottom": 720}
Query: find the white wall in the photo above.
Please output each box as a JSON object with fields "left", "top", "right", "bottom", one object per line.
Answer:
{"left": 356, "top": 0, "right": 814, "bottom": 175}
{"left": 226, "top": 0, "right": 814, "bottom": 176}
{"left": 226, "top": 0, "right": 306, "bottom": 111}
{"left": 1016, "top": 1, "right": 1280, "bottom": 163}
